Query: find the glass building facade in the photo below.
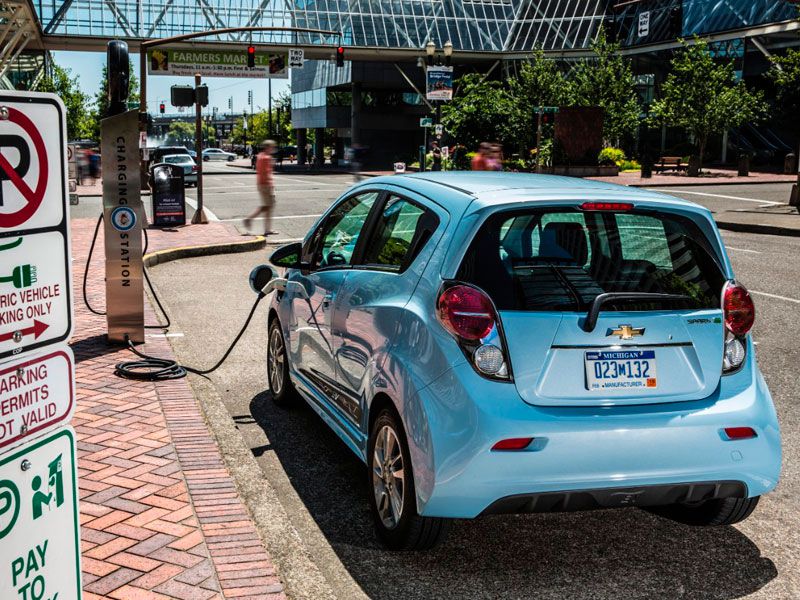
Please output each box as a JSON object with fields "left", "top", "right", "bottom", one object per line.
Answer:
{"left": 33, "top": 1, "right": 799, "bottom": 51}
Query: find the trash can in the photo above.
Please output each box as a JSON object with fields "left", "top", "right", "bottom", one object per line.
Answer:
{"left": 785, "top": 153, "right": 797, "bottom": 175}
{"left": 737, "top": 153, "right": 750, "bottom": 177}
{"left": 150, "top": 163, "right": 186, "bottom": 227}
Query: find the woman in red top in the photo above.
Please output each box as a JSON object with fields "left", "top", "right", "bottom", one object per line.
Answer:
{"left": 244, "top": 140, "right": 277, "bottom": 235}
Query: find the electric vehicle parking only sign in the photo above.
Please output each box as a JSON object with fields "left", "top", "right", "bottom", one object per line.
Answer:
{"left": 0, "top": 428, "right": 81, "bottom": 600}
{"left": 0, "top": 93, "right": 72, "bottom": 361}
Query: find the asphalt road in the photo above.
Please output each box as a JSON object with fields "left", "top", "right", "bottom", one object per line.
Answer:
{"left": 146, "top": 181, "right": 800, "bottom": 599}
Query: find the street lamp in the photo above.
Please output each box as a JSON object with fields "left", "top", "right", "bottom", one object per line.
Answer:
{"left": 443, "top": 40, "right": 453, "bottom": 66}
{"left": 425, "top": 40, "right": 436, "bottom": 66}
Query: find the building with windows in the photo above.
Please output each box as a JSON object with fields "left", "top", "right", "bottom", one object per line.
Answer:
{"left": 5, "top": 0, "right": 800, "bottom": 163}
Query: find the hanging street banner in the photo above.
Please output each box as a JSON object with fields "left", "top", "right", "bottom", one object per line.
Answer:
{"left": 0, "top": 93, "right": 72, "bottom": 362}
{"left": 0, "top": 347, "right": 74, "bottom": 453}
{"left": 0, "top": 427, "right": 81, "bottom": 600}
{"left": 148, "top": 48, "right": 289, "bottom": 79}
{"left": 426, "top": 66, "right": 454, "bottom": 101}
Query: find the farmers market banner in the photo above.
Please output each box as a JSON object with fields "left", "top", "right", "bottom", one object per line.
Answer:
{"left": 148, "top": 48, "right": 288, "bottom": 78}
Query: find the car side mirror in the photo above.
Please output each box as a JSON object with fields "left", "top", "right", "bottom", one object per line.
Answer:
{"left": 269, "top": 242, "right": 304, "bottom": 270}
{"left": 249, "top": 264, "right": 277, "bottom": 295}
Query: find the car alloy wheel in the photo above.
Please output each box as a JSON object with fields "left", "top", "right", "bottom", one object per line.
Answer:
{"left": 372, "top": 424, "right": 405, "bottom": 529}
{"left": 268, "top": 325, "right": 285, "bottom": 396}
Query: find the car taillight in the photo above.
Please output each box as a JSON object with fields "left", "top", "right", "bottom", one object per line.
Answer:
{"left": 192, "top": 165, "right": 198, "bottom": 172}
{"left": 437, "top": 285, "right": 495, "bottom": 341}
{"left": 437, "top": 283, "right": 512, "bottom": 381}
{"left": 723, "top": 281, "right": 755, "bottom": 336}
{"left": 580, "top": 201, "right": 633, "bottom": 211}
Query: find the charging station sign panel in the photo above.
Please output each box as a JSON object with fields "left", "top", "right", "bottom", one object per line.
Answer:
{"left": 0, "top": 427, "right": 81, "bottom": 600}
{"left": 0, "top": 93, "right": 72, "bottom": 362}
{"left": 0, "top": 347, "right": 74, "bottom": 453}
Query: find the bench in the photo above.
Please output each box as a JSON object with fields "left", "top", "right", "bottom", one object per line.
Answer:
{"left": 654, "top": 156, "right": 688, "bottom": 173}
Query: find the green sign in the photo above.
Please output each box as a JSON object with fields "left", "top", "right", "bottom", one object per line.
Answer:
{"left": 148, "top": 48, "right": 288, "bottom": 79}
{"left": 538, "top": 106, "right": 559, "bottom": 114}
{"left": 420, "top": 118, "right": 433, "bottom": 128}
{"left": 0, "top": 428, "right": 81, "bottom": 600}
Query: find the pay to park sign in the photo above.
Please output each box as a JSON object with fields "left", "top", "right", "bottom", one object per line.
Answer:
{"left": 0, "top": 428, "right": 81, "bottom": 600}
{"left": 0, "top": 93, "right": 72, "bottom": 361}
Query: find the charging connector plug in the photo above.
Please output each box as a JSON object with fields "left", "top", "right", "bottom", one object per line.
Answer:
{"left": 0, "top": 264, "right": 37, "bottom": 289}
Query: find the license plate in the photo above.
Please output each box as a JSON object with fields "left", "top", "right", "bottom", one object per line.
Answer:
{"left": 585, "top": 350, "right": 657, "bottom": 391}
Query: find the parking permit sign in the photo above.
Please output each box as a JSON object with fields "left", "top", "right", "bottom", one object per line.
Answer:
{"left": 0, "top": 92, "right": 72, "bottom": 361}
{"left": 0, "top": 347, "right": 74, "bottom": 453}
{"left": 0, "top": 428, "right": 81, "bottom": 600}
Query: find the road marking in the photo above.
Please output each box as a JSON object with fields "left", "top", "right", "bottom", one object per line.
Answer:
{"left": 275, "top": 176, "right": 343, "bottom": 186}
{"left": 750, "top": 290, "right": 800, "bottom": 304}
{"left": 184, "top": 197, "right": 220, "bottom": 221}
{"left": 651, "top": 189, "right": 781, "bottom": 206}
{"left": 725, "top": 246, "right": 761, "bottom": 254}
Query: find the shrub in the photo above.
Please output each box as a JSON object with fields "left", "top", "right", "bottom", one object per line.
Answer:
{"left": 618, "top": 159, "right": 641, "bottom": 172}
{"left": 598, "top": 147, "right": 626, "bottom": 166}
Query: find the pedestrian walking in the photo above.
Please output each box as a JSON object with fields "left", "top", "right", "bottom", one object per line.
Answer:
{"left": 431, "top": 141, "right": 442, "bottom": 171}
{"left": 243, "top": 140, "right": 277, "bottom": 235}
{"left": 471, "top": 142, "right": 491, "bottom": 171}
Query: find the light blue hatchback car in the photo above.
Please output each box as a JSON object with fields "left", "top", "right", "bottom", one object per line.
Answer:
{"left": 256, "top": 172, "right": 781, "bottom": 550}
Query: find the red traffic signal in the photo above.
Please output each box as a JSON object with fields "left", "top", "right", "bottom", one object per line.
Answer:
{"left": 159, "top": 103, "right": 165, "bottom": 114}
{"left": 336, "top": 46, "right": 345, "bottom": 67}
{"left": 247, "top": 45, "right": 256, "bottom": 68}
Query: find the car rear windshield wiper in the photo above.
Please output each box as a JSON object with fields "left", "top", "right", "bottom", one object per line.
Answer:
{"left": 582, "top": 292, "right": 691, "bottom": 332}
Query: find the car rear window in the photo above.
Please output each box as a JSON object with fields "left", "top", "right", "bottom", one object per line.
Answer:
{"left": 457, "top": 208, "right": 726, "bottom": 311}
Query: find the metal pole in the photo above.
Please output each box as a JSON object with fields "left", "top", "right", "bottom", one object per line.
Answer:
{"left": 191, "top": 73, "right": 208, "bottom": 224}
{"left": 535, "top": 107, "right": 542, "bottom": 173}
{"left": 268, "top": 78, "right": 273, "bottom": 137}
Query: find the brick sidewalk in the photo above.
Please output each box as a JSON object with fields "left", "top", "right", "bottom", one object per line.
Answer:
{"left": 72, "top": 219, "right": 284, "bottom": 599}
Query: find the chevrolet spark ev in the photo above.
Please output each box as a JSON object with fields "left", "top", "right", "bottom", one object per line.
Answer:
{"left": 261, "top": 172, "right": 781, "bottom": 550}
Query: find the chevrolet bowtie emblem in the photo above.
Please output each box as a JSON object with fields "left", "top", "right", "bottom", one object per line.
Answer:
{"left": 607, "top": 325, "right": 645, "bottom": 340}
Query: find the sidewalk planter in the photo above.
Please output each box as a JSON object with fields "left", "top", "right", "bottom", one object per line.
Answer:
{"left": 546, "top": 165, "right": 620, "bottom": 177}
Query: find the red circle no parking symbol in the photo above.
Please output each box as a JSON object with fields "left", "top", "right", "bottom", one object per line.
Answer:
{"left": 0, "top": 107, "right": 49, "bottom": 229}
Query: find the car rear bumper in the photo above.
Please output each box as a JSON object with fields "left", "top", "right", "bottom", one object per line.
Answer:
{"left": 410, "top": 355, "right": 781, "bottom": 519}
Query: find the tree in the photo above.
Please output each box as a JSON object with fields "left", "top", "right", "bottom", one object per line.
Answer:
{"left": 650, "top": 38, "right": 768, "bottom": 173}
{"left": 769, "top": 49, "right": 800, "bottom": 138}
{"left": 441, "top": 73, "right": 515, "bottom": 150}
{"left": 508, "top": 50, "right": 571, "bottom": 153}
{"left": 94, "top": 62, "right": 140, "bottom": 120}
{"left": 568, "top": 28, "right": 641, "bottom": 145}
{"left": 34, "top": 64, "right": 93, "bottom": 140}
{"left": 165, "top": 121, "right": 215, "bottom": 149}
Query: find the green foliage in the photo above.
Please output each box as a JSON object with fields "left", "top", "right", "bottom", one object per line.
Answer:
{"left": 598, "top": 147, "right": 626, "bottom": 165}
{"left": 567, "top": 28, "right": 641, "bottom": 144}
{"left": 165, "top": 121, "right": 216, "bottom": 148}
{"left": 34, "top": 64, "right": 93, "bottom": 140}
{"left": 508, "top": 50, "right": 571, "bottom": 152}
{"left": 93, "top": 62, "right": 139, "bottom": 120}
{"left": 537, "top": 138, "right": 554, "bottom": 167}
{"left": 769, "top": 49, "right": 800, "bottom": 137}
{"left": 650, "top": 38, "right": 768, "bottom": 170}
{"left": 231, "top": 105, "right": 293, "bottom": 147}
{"left": 441, "top": 74, "right": 515, "bottom": 149}
{"left": 618, "top": 159, "right": 641, "bottom": 172}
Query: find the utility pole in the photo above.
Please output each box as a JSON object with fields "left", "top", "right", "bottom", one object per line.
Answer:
{"left": 268, "top": 78, "right": 273, "bottom": 138}
{"left": 535, "top": 106, "right": 543, "bottom": 173}
{"left": 191, "top": 73, "right": 208, "bottom": 224}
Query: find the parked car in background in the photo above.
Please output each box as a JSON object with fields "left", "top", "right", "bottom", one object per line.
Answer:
{"left": 150, "top": 145, "right": 192, "bottom": 164}
{"left": 202, "top": 148, "right": 236, "bottom": 162}
{"left": 257, "top": 172, "right": 781, "bottom": 550}
{"left": 160, "top": 154, "right": 198, "bottom": 186}
{"left": 275, "top": 145, "right": 297, "bottom": 162}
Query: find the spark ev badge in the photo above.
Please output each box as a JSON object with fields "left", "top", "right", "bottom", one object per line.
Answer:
{"left": 110, "top": 206, "right": 136, "bottom": 232}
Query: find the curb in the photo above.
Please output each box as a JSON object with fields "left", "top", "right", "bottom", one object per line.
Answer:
{"left": 715, "top": 220, "right": 800, "bottom": 238}
{"left": 144, "top": 235, "right": 266, "bottom": 267}
{"left": 631, "top": 178, "right": 796, "bottom": 188}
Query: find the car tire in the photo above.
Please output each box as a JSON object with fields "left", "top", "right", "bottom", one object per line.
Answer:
{"left": 227, "top": 156, "right": 234, "bottom": 162}
{"left": 647, "top": 496, "right": 760, "bottom": 526}
{"left": 368, "top": 407, "right": 449, "bottom": 550}
{"left": 268, "top": 319, "right": 297, "bottom": 407}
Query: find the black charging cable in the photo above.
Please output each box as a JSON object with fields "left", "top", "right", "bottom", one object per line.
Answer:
{"left": 83, "top": 212, "right": 265, "bottom": 381}
{"left": 114, "top": 291, "right": 266, "bottom": 381}
{"left": 82, "top": 213, "right": 171, "bottom": 329}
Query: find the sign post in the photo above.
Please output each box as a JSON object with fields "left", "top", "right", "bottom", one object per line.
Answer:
{"left": 0, "top": 90, "right": 81, "bottom": 598}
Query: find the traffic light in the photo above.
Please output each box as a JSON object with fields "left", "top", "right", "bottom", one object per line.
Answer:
{"left": 669, "top": 6, "right": 682, "bottom": 37}
{"left": 247, "top": 45, "right": 256, "bottom": 68}
{"left": 159, "top": 103, "right": 165, "bottom": 114}
{"left": 336, "top": 46, "right": 345, "bottom": 67}
{"left": 248, "top": 90, "right": 253, "bottom": 105}
{"left": 228, "top": 97, "right": 232, "bottom": 110}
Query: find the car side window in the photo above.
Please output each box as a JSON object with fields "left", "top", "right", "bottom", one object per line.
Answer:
{"left": 312, "top": 192, "right": 379, "bottom": 269}
{"left": 361, "top": 195, "right": 439, "bottom": 271}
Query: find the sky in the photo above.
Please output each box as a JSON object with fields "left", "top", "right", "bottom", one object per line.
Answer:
{"left": 53, "top": 50, "right": 292, "bottom": 116}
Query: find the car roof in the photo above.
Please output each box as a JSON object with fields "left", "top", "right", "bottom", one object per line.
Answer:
{"left": 163, "top": 154, "right": 192, "bottom": 160}
{"left": 364, "top": 172, "right": 701, "bottom": 211}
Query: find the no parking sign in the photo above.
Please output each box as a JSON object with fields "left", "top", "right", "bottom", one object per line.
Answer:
{"left": 0, "top": 93, "right": 72, "bottom": 361}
